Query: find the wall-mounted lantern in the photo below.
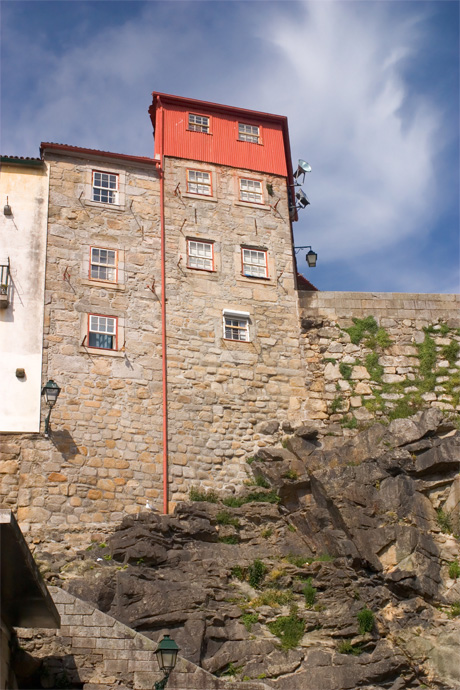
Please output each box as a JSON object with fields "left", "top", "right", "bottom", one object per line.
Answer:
{"left": 3, "top": 197, "right": 12, "bottom": 216}
{"left": 294, "top": 245, "right": 318, "bottom": 268}
{"left": 41, "top": 379, "right": 61, "bottom": 437}
{"left": 154, "top": 634, "right": 180, "bottom": 690}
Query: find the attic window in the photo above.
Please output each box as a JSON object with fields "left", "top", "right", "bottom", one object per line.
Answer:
{"left": 92, "top": 171, "right": 119, "bottom": 204}
{"left": 188, "top": 113, "right": 210, "bottom": 134}
{"left": 238, "top": 123, "right": 260, "bottom": 144}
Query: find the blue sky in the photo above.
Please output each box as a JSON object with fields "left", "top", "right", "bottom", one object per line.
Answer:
{"left": 1, "top": 0, "right": 458, "bottom": 293}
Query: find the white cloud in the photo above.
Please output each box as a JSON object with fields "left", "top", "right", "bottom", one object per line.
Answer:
{"left": 258, "top": 2, "right": 440, "bottom": 271}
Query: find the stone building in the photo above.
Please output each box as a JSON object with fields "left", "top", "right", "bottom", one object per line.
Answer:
{"left": 0, "top": 94, "right": 307, "bottom": 532}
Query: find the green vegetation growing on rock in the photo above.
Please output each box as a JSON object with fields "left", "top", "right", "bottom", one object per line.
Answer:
{"left": 253, "top": 475, "right": 270, "bottom": 488}
{"left": 216, "top": 511, "right": 240, "bottom": 528}
{"left": 345, "top": 316, "right": 378, "bottom": 345}
{"left": 338, "top": 640, "right": 363, "bottom": 655}
{"left": 219, "top": 535, "right": 240, "bottom": 544}
{"left": 189, "top": 487, "right": 218, "bottom": 503}
{"left": 442, "top": 340, "right": 460, "bottom": 366}
{"left": 241, "top": 613, "right": 259, "bottom": 631}
{"left": 252, "top": 589, "right": 293, "bottom": 607}
{"left": 222, "top": 490, "right": 280, "bottom": 507}
{"left": 302, "top": 578, "right": 317, "bottom": 607}
{"left": 330, "top": 396, "right": 344, "bottom": 414}
{"left": 268, "top": 606, "right": 305, "bottom": 649}
{"left": 436, "top": 508, "right": 453, "bottom": 534}
{"left": 449, "top": 602, "right": 460, "bottom": 618}
{"left": 339, "top": 362, "right": 353, "bottom": 380}
{"left": 357, "top": 607, "right": 374, "bottom": 634}
{"left": 248, "top": 558, "right": 267, "bottom": 588}
{"left": 448, "top": 559, "right": 460, "bottom": 579}
{"left": 365, "top": 352, "right": 384, "bottom": 383}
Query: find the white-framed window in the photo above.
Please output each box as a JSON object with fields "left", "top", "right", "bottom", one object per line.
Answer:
{"left": 223, "top": 310, "right": 250, "bottom": 342}
{"left": 188, "top": 113, "right": 210, "bottom": 133}
{"left": 90, "top": 247, "right": 117, "bottom": 282}
{"left": 88, "top": 314, "right": 117, "bottom": 350}
{"left": 187, "top": 240, "right": 214, "bottom": 271}
{"left": 187, "top": 170, "right": 212, "bottom": 196}
{"left": 238, "top": 123, "right": 260, "bottom": 144}
{"left": 92, "top": 171, "right": 119, "bottom": 204}
{"left": 241, "top": 248, "right": 268, "bottom": 278}
{"left": 239, "top": 178, "right": 263, "bottom": 204}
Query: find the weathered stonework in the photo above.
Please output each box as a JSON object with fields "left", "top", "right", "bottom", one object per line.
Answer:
{"left": 298, "top": 291, "right": 460, "bottom": 431}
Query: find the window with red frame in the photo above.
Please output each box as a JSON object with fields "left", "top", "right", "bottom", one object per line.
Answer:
{"left": 88, "top": 315, "right": 117, "bottom": 350}
{"left": 90, "top": 247, "right": 117, "bottom": 282}
{"left": 241, "top": 248, "right": 268, "bottom": 278}
{"left": 186, "top": 170, "right": 212, "bottom": 196}
{"left": 187, "top": 240, "right": 214, "bottom": 271}
{"left": 239, "top": 178, "right": 263, "bottom": 204}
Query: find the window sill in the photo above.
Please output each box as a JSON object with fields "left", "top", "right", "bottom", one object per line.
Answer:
{"left": 186, "top": 129, "right": 213, "bottom": 135}
{"left": 237, "top": 139, "right": 263, "bottom": 146}
{"left": 235, "top": 201, "right": 271, "bottom": 211}
{"left": 85, "top": 199, "right": 125, "bottom": 212}
{"left": 182, "top": 193, "right": 218, "bottom": 203}
{"left": 222, "top": 338, "right": 251, "bottom": 344}
{"left": 79, "top": 346, "right": 125, "bottom": 358}
{"left": 81, "top": 279, "right": 126, "bottom": 291}
{"left": 186, "top": 266, "right": 216, "bottom": 273}
{"left": 237, "top": 274, "right": 271, "bottom": 285}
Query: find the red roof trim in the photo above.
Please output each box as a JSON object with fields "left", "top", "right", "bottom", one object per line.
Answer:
{"left": 40, "top": 143, "right": 159, "bottom": 166}
{"left": 150, "top": 92, "right": 289, "bottom": 125}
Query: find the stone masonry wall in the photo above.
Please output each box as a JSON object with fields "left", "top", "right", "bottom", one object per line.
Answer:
{"left": 1, "top": 152, "right": 164, "bottom": 535}
{"left": 162, "top": 157, "right": 305, "bottom": 498}
{"left": 298, "top": 291, "right": 460, "bottom": 432}
{"left": 16, "top": 587, "right": 269, "bottom": 690}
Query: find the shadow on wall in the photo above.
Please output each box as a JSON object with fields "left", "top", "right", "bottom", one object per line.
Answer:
{"left": 51, "top": 429, "right": 79, "bottom": 460}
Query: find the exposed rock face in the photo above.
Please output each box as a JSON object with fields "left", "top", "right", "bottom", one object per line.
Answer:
{"left": 25, "top": 411, "right": 460, "bottom": 689}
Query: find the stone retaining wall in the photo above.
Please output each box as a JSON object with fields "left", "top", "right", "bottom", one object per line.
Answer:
{"left": 298, "top": 291, "right": 460, "bottom": 430}
{"left": 16, "top": 587, "right": 268, "bottom": 690}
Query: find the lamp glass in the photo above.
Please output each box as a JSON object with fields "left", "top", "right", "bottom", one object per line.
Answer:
{"left": 41, "top": 380, "right": 61, "bottom": 407}
{"left": 155, "top": 635, "right": 179, "bottom": 672}
{"left": 306, "top": 250, "right": 317, "bottom": 267}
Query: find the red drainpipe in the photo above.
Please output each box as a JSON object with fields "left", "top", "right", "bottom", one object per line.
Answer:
{"left": 158, "top": 97, "right": 169, "bottom": 514}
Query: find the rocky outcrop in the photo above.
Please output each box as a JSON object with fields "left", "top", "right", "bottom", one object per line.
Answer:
{"left": 22, "top": 411, "right": 460, "bottom": 689}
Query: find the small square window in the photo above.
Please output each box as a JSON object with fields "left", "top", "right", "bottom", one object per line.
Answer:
{"left": 188, "top": 113, "right": 210, "bottom": 133}
{"left": 239, "top": 178, "right": 263, "bottom": 204}
{"left": 242, "top": 248, "right": 268, "bottom": 278}
{"left": 90, "top": 247, "right": 117, "bottom": 282}
{"left": 223, "top": 313, "right": 250, "bottom": 342}
{"left": 88, "top": 314, "right": 117, "bottom": 350}
{"left": 92, "top": 171, "right": 119, "bottom": 204}
{"left": 187, "top": 170, "right": 212, "bottom": 196}
{"left": 238, "top": 123, "right": 260, "bottom": 144}
{"left": 187, "top": 240, "right": 214, "bottom": 271}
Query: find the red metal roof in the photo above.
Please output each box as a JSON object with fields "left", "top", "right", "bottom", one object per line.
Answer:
{"left": 40, "top": 143, "right": 159, "bottom": 166}
{"left": 149, "top": 93, "right": 296, "bottom": 183}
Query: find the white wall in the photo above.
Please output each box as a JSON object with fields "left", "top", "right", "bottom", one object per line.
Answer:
{"left": 0, "top": 162, "right": 49, "bottom": 432}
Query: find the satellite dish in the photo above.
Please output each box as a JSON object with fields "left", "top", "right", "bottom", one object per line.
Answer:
{"left": 294, "top": 159, "right": 312, "bottom": 180}
{"left": 295, "top": 189, "right": 310, "bottom": 208}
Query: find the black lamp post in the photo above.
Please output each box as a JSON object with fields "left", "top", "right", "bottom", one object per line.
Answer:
{"left": 41, "top": 379, "right": 61, "bottom": 437}
{"left": 154, "top": 634, "right": 180, "bottom": 690}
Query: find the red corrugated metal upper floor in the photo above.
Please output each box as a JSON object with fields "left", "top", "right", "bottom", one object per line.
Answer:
{"left": 149, "top": 93, "right": 294, "bottom": 180}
